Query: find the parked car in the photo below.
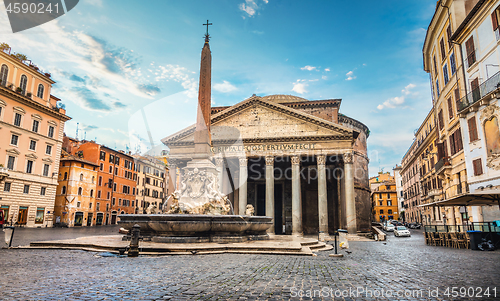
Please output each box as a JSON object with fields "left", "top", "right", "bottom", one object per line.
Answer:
{"left": 385, "top": 224, "right": 395, "bottom": 232}
{"left": 394, "top": 226, "right": 411, "bottom": 237}
{"left": 408, "top": 222, "right": 421, "bottom": 229}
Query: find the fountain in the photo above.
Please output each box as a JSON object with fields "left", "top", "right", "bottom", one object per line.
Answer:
{"left": 118, "top": 22, "right": 272, "bottom": 243}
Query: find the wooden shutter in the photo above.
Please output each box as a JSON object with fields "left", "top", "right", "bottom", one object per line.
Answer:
{"left": 466, "top": 37, "right": 476, "bottom": 65}
{"left": 440, "top": 39, "right": 446, "bottom": 60}
{"left": 492, "top": 10, "right": 499, "bottom": 31}
{"left": 456, "top": 128, "right": 463, "bottom": 151}
{"left": 438, "top": 110, "right": 444, "bottom": 131}
{"left": 443, "top": 139, "right": 448, "bottom": 157}
{"left": 468, "top": 117, "right": 478, "bottom": 142}
{"left": 437, "top": 142, "right": 444, "bottom": 160}
{"left": 450, "top": 132, "right": 456, "bottom": 155}
{"left": 447, "top": 97, "right": 454, "bottom": 119}
{"left": 454, "top": 88, "right": 461, "bottom": 111}
{"left": 471, "top": 78, "right": 479, "bottom": 90}
{"left": 473, "top": 158, "right": 483, "bottom": 176}
{"left": 446, "top": 26, "right": 452, "bottom": 48}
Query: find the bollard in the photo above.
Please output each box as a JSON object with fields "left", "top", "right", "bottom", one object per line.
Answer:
{"left": 329, "top": 229, "right": 347, "bottom": 258}
{"left": 3, "top": 226, "right": 15, "bottom": 248}
{"left": 128, "top": 224, "right": 141, "bottom": 257}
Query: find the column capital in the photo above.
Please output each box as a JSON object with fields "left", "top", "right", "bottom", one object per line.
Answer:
{"left": 239, "top": 157, "right": 248, "bottom": 166}
{"left": 215, "top": 157, "right": 224, "bottom": 166}
{"left": 291, "top": 155, "right": 300, "bottom": 165}
{"left": 344, "top": 152, "right": 354, "bottom": 164}
{"left": 265, "top": 156, "right": 274, "bottom": 166}
{"left": 317, "top": 155, "right": 326, "bottom": 165}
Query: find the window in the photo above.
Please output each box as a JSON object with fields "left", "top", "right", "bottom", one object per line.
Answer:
{"left": 10, "top": 134, "right": 19, "bottom": 146}
{"left": 35, "top": 208, "right": 44, "bottom": 224}
{"left": 447, "top": 97, "right": 454, "bottom": 119}
{"left": 100, "top": 163, "right": 103, "bottom": 171}
{"left": 77, "top": 202, "right": 80, "bottom": 208}
{"left": 96, "top": 202, "right": 100, "bottom": 211}
{"left": 114, "top": 167, "right": 118, "bottom": 176}
{"left": 40, "top": 187, "right": 46, "bottom": 196}
{"left": 440, "top": 38, "right": 446, "bottom": 61}
{"left": 450, "top": 128, "right": 463, "bottom": 155}
{"left": 19, "top": 75, "right": 27, "bottom": 95}
{"left": 4, "top": 182, "right": 11, "bottom": 192}
{"left": 7, "top": 156, "right": 15, "bottom": 170}
{"left": 45, "top": 145, "right": 52, "bottom": 155}
{"left": 387, "top": 193, "right": 391, "bottom": 199}
{"left": 454, "top": 88, "right": 460, "bottom": 112}
{"left": 109, "top": 154, "right": 114, "bottom": 163}
{"left": 388, "top": 209, "right": 393, "bottom": 214}
{"left": 107, "top": 191, "right": 110, "bottom": 200}
{"left": 473, "top": 158, "right": 483, "bottom": 176}
{"left": 37, "top": 84, "right": 44, "bottom": 99}
{"left": 443, "top": 64, "right": 449, "bottom": 85}
{"left": 0, "top": 64, "right": 8, "bottom": 85}
{"left": 433, "top": 56, "right": 438, "bottom": 78}
{"left": 97, "top": 190, "right": 101, "bottom": 199}
{"left": 48, "top": 126, "right": 54, "bottom": 138}
{"left": 446, "top": 25, "right": 452, "bottom": 48}
{"left": 468, "top": 117, "right": 479, "bottom": 142}
{"left": 119, "top": 199, "right": 122, "bottom": 206}
{"left": 26, "top": 160, "right": 33, "bottom": 173}
{"left": 450, "top": 52, "right": 456, "bottom": 75}
{"left": 438, "top": 110, "right": 444, "bottom": 131}
{"left": 492, "top": 7, "right": 500, "bottom": 40}
{"left": 109, "top": 166, "right": 113, "bottom": 173}
{"left": 89, "top": 202, "right": 92, "bottom": 209}
{"left": 387, "top": 200, "right": 392, "bottom": 206}
{"left": 379, "top": 210, "right": 384, "bottom": 214}
{"left": 465, "top": 36, "right": 476, "bottom": 68}
{"left": 43, "top": 164, "right": 49, "bottom": 177}
{"left": 63, "top": 172, "right": 67, "bottom": 180}
{"left": 436, "top": 79, "right": 440, "bottom": 97}
{"left": 23, "top": 184, "right": 29, "bottom": 194}
{"left": 80, "top": 173, "right": 84, "bottom": 181}
{"left": 14, "top": 113, "right": 21, "bottom": 126}
{"left": 113, "top": 183, "right": 117, "bottom": 192}
{"left": 106, "top": 204, "right": 109, "bottom": 211}
{"left": 90, "top": 189, "right": 94, "bottom": 197}
{"left": 32, "top": 120, "right": 39, "bottom": 133}
{"left": 78, "top": 187, "right": 83, "bottom": 195}
{"left": 100, "top": 151, "right": 106, "bottom": 161}
{"left": 112, "top": 198, "right": 116, "bottom": 206}
{"left": 115, "top": 157, "right": 120, "bottom": 165}
{"left": 29, "top": 140, "right": 36, "bottom": 151}
{"left": 62, "top": 186, "right": 66, "bottom": 194}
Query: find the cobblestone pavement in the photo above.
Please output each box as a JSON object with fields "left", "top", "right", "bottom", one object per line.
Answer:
{"left": 1, "top": 227, "right": 499, "bottom": 300}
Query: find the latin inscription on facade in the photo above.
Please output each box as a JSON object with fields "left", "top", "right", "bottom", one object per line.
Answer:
{"left": 211, "top": 143, "right": 316, "bottom": 153}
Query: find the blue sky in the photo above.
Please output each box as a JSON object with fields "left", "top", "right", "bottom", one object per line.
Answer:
{"left": 1, "top": 0, "right": 437, "bottom": 176}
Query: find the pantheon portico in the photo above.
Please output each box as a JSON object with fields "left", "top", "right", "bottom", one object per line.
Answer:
{"left": 163, "top": 94, "right": 370, "bottom": 235}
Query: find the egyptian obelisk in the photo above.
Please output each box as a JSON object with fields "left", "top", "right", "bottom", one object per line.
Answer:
{"left": 178, "top": 20, "right": 221, "bottom": 212}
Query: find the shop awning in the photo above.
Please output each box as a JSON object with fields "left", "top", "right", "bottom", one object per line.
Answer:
{"left": 418, "top": 189, "right": 500, "bottom": 207}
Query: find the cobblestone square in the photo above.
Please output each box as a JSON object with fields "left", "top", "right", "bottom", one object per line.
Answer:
{"left": 1, "top": 226, "right": 499, "bottom": 300}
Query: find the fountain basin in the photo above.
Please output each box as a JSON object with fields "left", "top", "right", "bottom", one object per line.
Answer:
{"left": 118, "top": 214, "right": 273, "bottom": 243}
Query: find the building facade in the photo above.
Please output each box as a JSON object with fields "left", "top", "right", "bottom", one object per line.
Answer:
{"left": 164, "top": 94, "right": 371, "bottom": 235}
{"left": 393, "top": 165, "right": 404, "bottom": 218}
{"left": 370, "top": 172, "right": 399, "bottom": 222}
{"left": 0, "top": 45, "right": 70, "bottom": 227}
{"left": 401, "top": 139, "right": 422, "bottom": 223}
{"left": 54, "top": 151, "right": 98, "bottom": 227}
{"left": 452, "top": 0, "right": 500, "bottom": 222}
{"left": 133, "top": 154, "right": 167, "bottom": 214}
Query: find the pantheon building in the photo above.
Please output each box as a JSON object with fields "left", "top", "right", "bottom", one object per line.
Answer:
{"left": 163, "top": 94, "right": 370, "bottom": 235}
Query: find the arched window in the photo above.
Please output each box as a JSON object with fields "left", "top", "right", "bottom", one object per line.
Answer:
{"left": 78, "top": 187, "right": 83, "bottom": 195}
{"left": 37, "top": 84, "right": 44, "bottom": 99}
{"left": 19, "top": 75, "right": 27, "bottom": 95}
{"left": 0, "top": 64, "right": 8, "bottom": 86}
{"left": 90, "top": 189, "right": 94, "bottom": 197}
{"left": 62, "top": 186, "right": 66, "bottom": 194}
{"left": 63, "top": 172, "right": 67, "bottom": 180}
{"left": 80, "top": 173, "right": 84, "bottom": 181}
{"left": 92, "top": 176, "right": 95, "bottom": 184}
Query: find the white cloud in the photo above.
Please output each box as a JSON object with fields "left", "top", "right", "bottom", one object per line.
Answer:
{"left": 324, "top": 68, "right": 330, "bottom": 72}
{"left": 346, "top": 70, "right": 356, "bottom": 81}
{"left": 239, "top": 0, "right": 268, "bottom": 18}
{"left": 377, "top": 83, "right": 416, "bottom": 110}
{"left": 292, "top": 80, "right": 308, "bottom": 94}
{"left": 301, "top": 65, "right": 317, "bottom": 71}
{"left": 322, "top": 75, "right": 328, "bottom": 80}
{"left": 214, "top": 80, "right": 237, "bottom": 93}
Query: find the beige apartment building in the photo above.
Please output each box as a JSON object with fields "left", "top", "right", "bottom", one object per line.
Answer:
{"left": 0, "top": 44, "right": 70, "bottom": 227}
{"left": 133, "top": 154, "right": 167, "bottom": 214}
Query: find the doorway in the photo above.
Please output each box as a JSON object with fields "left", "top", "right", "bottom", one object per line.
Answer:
{"left": 87, "top": 213, "right": 93, "bottom": 227}
{"left": 18, "top": 207, "right": 28, "bottom": 225}
{"left": 256, "top": 184, "right": 266, "bottom": 216}
{"left": 274, "top": 183, "right": 284, "bottom": 235}
{"left": 111, "top": 211, "right": 117, "bottom": 224}
{"left": 74, "top": 212, "right": 83, "bottom": 226}
{"left": 96, "top": 213, "right": 103, "bottom": 225}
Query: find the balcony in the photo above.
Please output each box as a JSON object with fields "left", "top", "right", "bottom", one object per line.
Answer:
{"left": 457, "top": 71, "right": 500, "bottom": 112}
{"left": 435, "top": 157, "right": 451, "bottom": 175}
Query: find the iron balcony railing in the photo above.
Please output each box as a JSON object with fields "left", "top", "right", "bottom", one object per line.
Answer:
{"left": 434, "top": 157, "right": 450, "bottom": 173}
{"left": 457, "top": 71, "right": 500, "bottom": 111}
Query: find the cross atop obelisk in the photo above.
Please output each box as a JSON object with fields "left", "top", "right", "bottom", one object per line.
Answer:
{"left": 194, "top": 20, "right": 212, "bottom": 158}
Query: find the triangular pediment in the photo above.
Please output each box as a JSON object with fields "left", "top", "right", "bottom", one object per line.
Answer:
{"left": 6, "top": 148, "right": 21, "bottom": 155}
{"left": 163, "top": 96, "right": 353, "bottom": 145}
{"left": 25, "top": 153, "right": 38, "bottom": 159}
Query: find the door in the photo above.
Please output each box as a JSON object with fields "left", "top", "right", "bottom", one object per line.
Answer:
{"left": 74, "top": 212, "right": 83, "bottom": 226}
{"left": 18, "top": 207, "right": 28, "bottom": 225}
{"left": 111, "top": 212, "right": 117, "bottom": 224}
{"left": 87, "top": 213, "right": 93, "bottom": 227}
{"left": 96, "top": 213, "right": 103, "bottom": 226}
{"left": 274, "top": 184, "right": 283, "bottom": 235}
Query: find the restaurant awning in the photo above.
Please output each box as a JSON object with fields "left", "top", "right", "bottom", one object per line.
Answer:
{"left": 418, "top": 189, "right": 500, "bottom": 207}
